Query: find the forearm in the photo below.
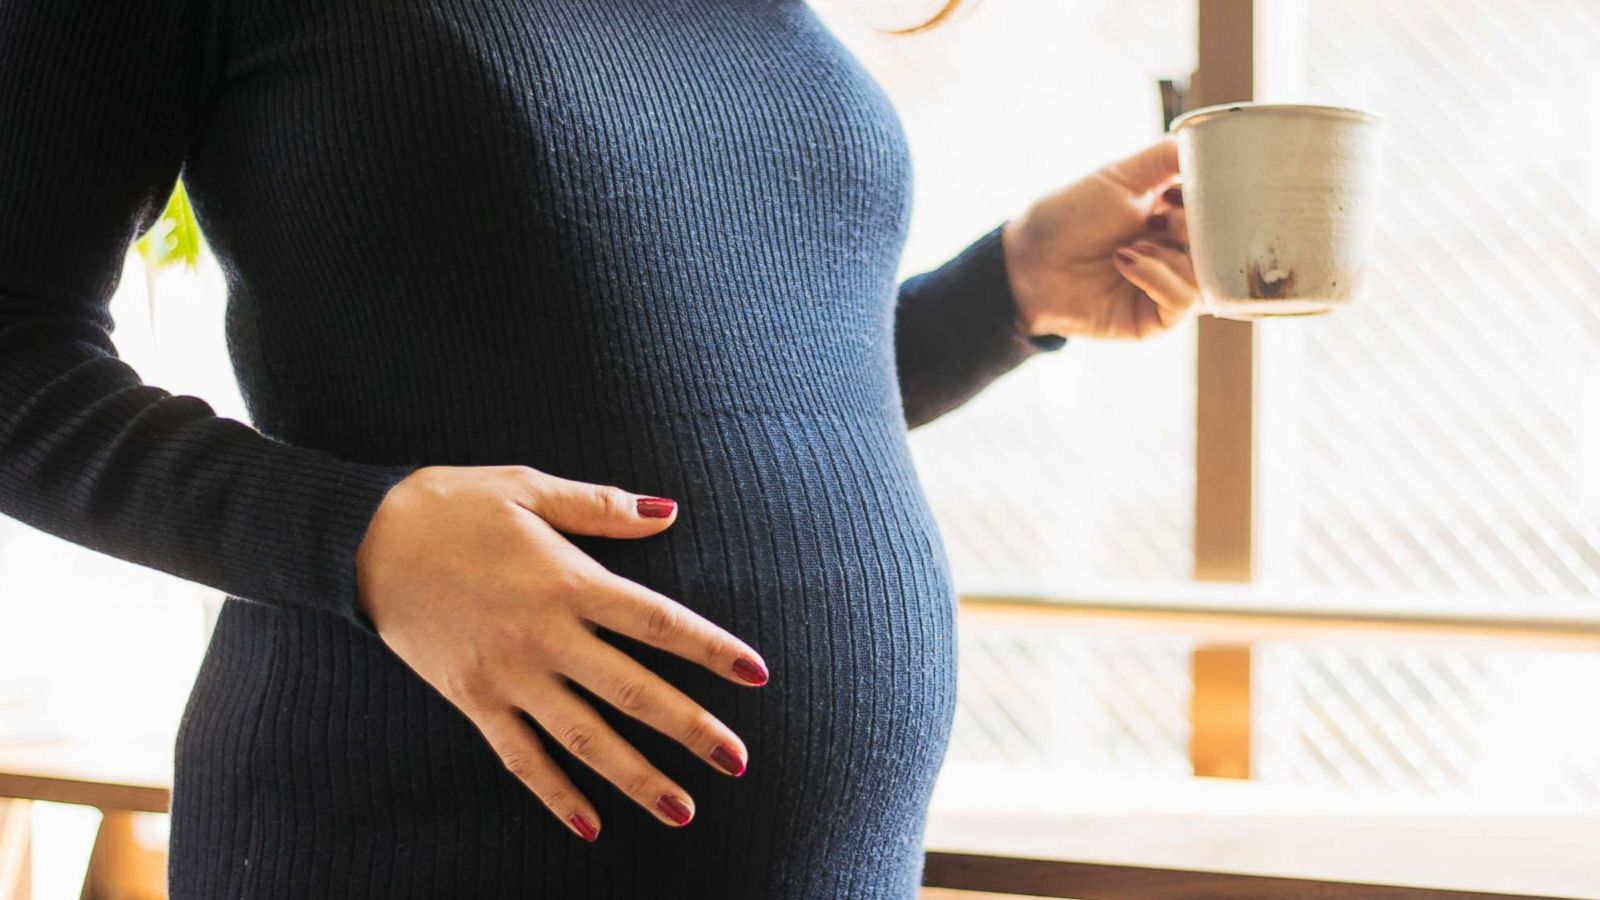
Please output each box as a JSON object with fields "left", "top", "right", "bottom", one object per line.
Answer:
{"left": 0, "top": 311, "right": 418, "bottom": 625}
{"left": 0, "top": 0, "right": 417, "bottom": 630}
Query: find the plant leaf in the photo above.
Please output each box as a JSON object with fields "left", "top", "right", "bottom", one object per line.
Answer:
{"left": 135, "top": 180, "right": 202, "bottom": 272}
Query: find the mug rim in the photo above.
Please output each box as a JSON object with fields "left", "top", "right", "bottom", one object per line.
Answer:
{"left": 1170, "top": 102, "right": 1385, "bottom": 132}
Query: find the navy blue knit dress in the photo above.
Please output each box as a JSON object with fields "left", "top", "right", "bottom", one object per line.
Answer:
{"left": 0, "top": 0, "right": 1062, "bottom": 896}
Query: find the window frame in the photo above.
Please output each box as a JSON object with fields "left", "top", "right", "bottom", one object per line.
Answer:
{"left": 955, "top": 0, "right": 1600, "bottom": 781}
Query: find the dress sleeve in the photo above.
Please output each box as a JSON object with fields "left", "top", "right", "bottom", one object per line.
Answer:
{"left": 893, "top": 226, "right": 1066, "bottom": 429}
{"left": 0, "top": 1, "right": 417, "bottom": 631}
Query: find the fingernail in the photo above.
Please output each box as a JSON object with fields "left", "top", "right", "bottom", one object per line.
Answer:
{"left": 732, "top": 656, "right": 769, "bottom": 686}
{"left": 657, "top": 793, "right": 693, "bottom": 826}
{"left": 1148, "top": 213, "right": 1168, "bottom": 232}
{"left": 1114, "top": 248, "right": 1138, "bottom": 265}
{"left": 711, "top": 743, "right": 746, "bottom": 777}
{"left": 636, "top": 497, "right": 677, "bottom": 519}
{"left": 570, "top": 813, "right": 599, "bottom": 842}
{"left": 1163, "top": 185, "right": 1184, "bottom": 207}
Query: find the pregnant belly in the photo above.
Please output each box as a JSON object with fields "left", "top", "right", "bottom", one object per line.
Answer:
{"left": 175, "top": 409, "right": 961, "bottom": 893}
{"left": 571, "top": 408, "right": 962, "bottom": 841}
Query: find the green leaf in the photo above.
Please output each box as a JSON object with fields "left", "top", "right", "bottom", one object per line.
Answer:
{"left": 135, "top": 180, "right": 203, "bottom": 272}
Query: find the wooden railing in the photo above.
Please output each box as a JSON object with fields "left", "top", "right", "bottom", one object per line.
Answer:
{"left": 910, "top": 594, "right": 1600, "bottom": 898}
{"left": 957, "top": 592, "right": 1600, "bottom": 782}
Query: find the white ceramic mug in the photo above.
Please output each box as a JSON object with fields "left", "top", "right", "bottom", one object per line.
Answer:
{"left": 1170, "top": 103, "right": 1385, "bottom": 320}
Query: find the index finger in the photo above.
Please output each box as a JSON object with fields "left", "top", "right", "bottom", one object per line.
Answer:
{"left": 1102, "top": 138, "right": 1179, "bottom": 194}
{"left": 579, "top": 574, "right": 770, "bottom": 687}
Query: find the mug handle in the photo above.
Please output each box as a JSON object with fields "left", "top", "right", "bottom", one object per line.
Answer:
{"left": 1159, "top": 78, "right": 1190, "bottom": 131}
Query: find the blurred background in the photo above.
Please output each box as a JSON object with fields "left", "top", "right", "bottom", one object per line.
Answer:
{"left": 2, "top": 0, "right": 1598, "bottom": 897}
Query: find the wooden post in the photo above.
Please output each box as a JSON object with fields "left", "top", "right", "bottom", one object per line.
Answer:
{"left": 1192, "top": 0, "right": 1257, "bottom": 585}
{"left": 1190, "top": 644, "right": 1254, "bottom": 778}
{"left": 80, "top": 812, "right": 165, "bottom": 900}
{"left": 0, "top": 800, "right": 29, "bottom": 900}
{"left": 1189, "top": 0, "right": 1258, "bottom": 780}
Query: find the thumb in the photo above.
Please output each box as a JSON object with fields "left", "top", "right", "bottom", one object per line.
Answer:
{"left": 1102, "top": 138, "right": 1179, "bottom": 195}
{"left": 519, "top": 471, "right": 678, "bottom": 538}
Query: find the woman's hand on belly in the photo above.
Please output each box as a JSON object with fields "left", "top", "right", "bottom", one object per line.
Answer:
{"left": 354, "top": 465, "right": 769, "bottom": 842}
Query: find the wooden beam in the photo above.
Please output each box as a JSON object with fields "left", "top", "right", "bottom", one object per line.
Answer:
{"left": 1192, "top": 0, "right": 1258, "bottom": 584}
{"left": 0, "top": 800, "right": 29, "bottom": 900}
{"left": 1187, "top": 0, "right": 1261, "bottom": 795}
{"left": 922, "top": 852, "right": 1569, "bottom": 900}
{"left": 957, "top": 596, "right": 1600, "bottom": 652}
{"left": 1193, "top": 315, "right": 1255, "bottom": 581}
{"left": 0, "top": 773, "right": 167, "bottom": 817}
{"left": 1190, "top": 644, "right": 1253, "bottom": 778}
{"left": 80, "top": 812, "right": 165, "bottom": 900}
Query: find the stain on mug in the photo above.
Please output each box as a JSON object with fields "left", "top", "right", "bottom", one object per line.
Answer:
{"left": 1248, "top": 256, "right": 1296, "bottom": 299}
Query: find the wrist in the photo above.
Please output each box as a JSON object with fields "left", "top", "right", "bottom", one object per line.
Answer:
{"left": 354, "top": 467, "right": 423, "bottom": 623}
{"left": 1000, "top": 219, "right": 1060, "bottom": 340}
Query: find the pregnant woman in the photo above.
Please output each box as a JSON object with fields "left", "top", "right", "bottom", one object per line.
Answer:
{"left": 0, "top": 0, "right": 1196, "bottom": 896}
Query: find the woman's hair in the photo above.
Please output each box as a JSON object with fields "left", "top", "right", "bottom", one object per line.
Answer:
{"left": 888, "top": 0, "right": 965, "bottom": 34}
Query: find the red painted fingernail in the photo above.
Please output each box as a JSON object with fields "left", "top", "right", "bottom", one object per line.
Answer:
{"left": 1114, "top": 248, "right": 1138, "bottom": 265}
{"left": 570, "top": 813, "right": 599, "bottom": 842}
{"left": 1163, "top": 185, "right": 1184, "bottom": 207}
{"left": 636, "top": 497, "right": 676, "bottom": 518}
{"left": 1148, "top": 213, "right": 1168, "bottom": 232}
{"left": 657, "top": 793, "right": 693, "bottom": 826}
{"left": 711, "top": 743, "right": 746, "bottom": 777}
{"left": 732, "top": 656, "right": 769, "bottom": 686}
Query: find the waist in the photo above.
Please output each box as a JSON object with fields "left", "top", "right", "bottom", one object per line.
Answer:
{"left": 229, "top": 404, "right": 953, "bottom": 644}
{"left": 234, "top": 292, "right": 907, "bottom": 456}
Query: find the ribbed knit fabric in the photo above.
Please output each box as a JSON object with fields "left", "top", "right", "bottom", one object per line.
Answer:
{"left": 0, "top": 1, "right": 1062, "bottom": 896}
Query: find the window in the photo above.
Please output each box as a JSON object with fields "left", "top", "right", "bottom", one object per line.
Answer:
{"left": 821, "top": 0, "right": 1600, "bottom": 807}
{"left": 1253, "top": 0, "right": 1600, "bottom": 807}
{"left": 1256, "top": 0, "right": 1600, "bottom": 601}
